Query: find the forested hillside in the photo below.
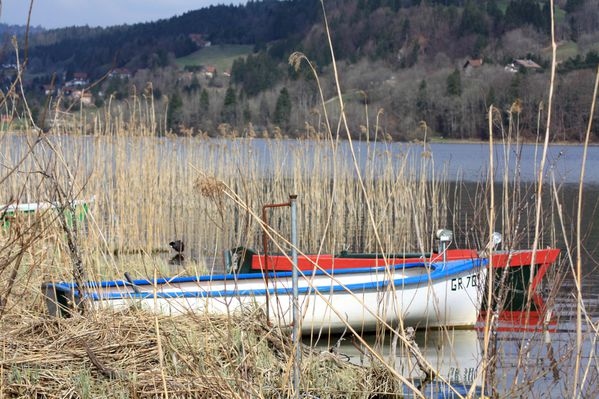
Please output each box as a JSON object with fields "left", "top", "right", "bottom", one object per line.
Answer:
{"left": 4, "top": 0, "right": 599, "bottom": 141}
{"left": 22, "top": 0, "right": 319, "bottom": 75}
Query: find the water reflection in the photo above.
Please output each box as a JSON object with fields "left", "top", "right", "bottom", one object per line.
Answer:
{"left": 168, "top": 253, "right": 185, "bottom": 266}
{"left": 315, "top": 329, "right": 484, "bottom": 397}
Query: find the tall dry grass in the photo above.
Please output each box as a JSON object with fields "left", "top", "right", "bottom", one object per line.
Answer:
{"left": 0, "top": 120, "right": 448, "bottom": 283}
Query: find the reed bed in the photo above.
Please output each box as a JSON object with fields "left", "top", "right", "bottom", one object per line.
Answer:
{"left": 0, "top": 127, "right": 448, "bottom": 282}
{"left": 1, "top": 108, "right": 591, "bottom": 399}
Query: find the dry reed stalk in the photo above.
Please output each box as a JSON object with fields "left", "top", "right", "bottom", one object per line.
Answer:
{"left": 574, "top": 65, "right": 599, "bottom": 397}
{"left": 516, "top": 0, "right": 557, "bottom": 390}
{"left": 479, "top": 104, "right": 496, "bottom": 398}
{"left": 314, "top": 8, "right": 450, "bottom": 397}
{"left": 528, "top": 0, "right": 557, "bottom": 306}
{"left": 153, "top": 268, "right": 170, "bottom": 399}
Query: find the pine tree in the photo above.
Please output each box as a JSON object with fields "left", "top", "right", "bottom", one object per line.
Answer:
{"left": 188, "top": 76, "right": 201, "bottom": 92}
{"left": 259, "top": 95, "right": 270, "bottom": 125}
{"left": 167, "top": 92, "right": 184, "bottom": 129}
{"left": 446, "top": 69, "right": 462, "bottom": 97}
{"left": 200, "top": 89, "right": 210, "bottom": 113}
{"left": 243, "top": 104, "right": 251, "bottom": 124}
{"left": 273, "top": 87, "right": 292, "bottom": 128}
{"left": 221, "top": 87, "right": 237, "bottom": 124}
{"left": 459, "top": 0, "right": 488, "bottom": 36}
{"left": 416, "top": 79, "right": 428, "bottom": 120}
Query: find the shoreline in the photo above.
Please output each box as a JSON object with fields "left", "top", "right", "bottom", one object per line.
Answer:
{"left": 4, "top": 129, "right": 599, "bottom": 146}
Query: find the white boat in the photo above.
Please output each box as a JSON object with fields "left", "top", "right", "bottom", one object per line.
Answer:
{"left": 42, "top": 259, "right": 485, "bottom": 333}
{"left": 1, "top": 198, "right": 93, "bottom": 214}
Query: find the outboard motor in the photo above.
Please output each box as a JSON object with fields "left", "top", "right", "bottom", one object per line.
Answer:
{"left": 224, "top": 247, "right": 257, "bottom": 274}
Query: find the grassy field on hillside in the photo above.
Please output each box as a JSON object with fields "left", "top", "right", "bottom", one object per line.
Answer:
{"left": 496, "top": 1, "right": 566, "bottom": 23}
{"left": 542, "top": 41, "right": 579, "bottom": 62}
{"left": 175, "top": 44, "right": 254, "bottom": 72}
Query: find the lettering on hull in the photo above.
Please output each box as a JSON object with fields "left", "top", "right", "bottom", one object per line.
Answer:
{"left": 451, "top": 274, "right": 478, "bottom": 291}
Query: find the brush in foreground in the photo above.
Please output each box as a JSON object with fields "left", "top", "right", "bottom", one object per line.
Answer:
{"left": 1, "top": 311, "right": 392, "bottom": 398}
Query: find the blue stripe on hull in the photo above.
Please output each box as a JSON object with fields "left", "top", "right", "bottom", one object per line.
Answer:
{"left": 48, "top": 259, "right": 485, "bottom": 301}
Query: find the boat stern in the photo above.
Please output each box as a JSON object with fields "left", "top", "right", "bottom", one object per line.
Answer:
{"left": 41, "top": 282, "right": 78, "bottom": 317}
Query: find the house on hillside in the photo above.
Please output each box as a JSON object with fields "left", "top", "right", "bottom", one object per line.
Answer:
{"left": 65, "top": 72, "right": 89, "bottom": 87}
{"left": 515, "top": 59, "right": 542, "bottom": 69}
{"left": 189, "top": 34, "right": 211, "bottom": 48}
{"left": 73, "top": 72, "right": 89, "bottom": 85}
{"left": 463, "top": 58, "right": 483, "bottom": 75}
{"left": 222, "top": 70, "right": 231, "bottom": 78}
{"left": 505, "top": 59, "right": 542, "bottom": 73}
{"left": 109, "top": 68, "right": 131, "bottom": 80}
{"left": 504, "top": 63, "right": 518, "bottom": 73}
{"left": 80, "top": 92, "right": 93, "bottom": 106}
{"left": 68, "top": 90, "right": 93, "bottom": 105}
{"left": 203, "top": 66, "right": 216, "bottom": 79}
{"left": 42, "top": 84, "right": 57, "bottom": 96}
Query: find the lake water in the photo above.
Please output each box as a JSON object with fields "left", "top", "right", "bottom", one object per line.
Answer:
{"left": 183, "top": 139, "right": 599, "bottom": 184}
{"left": 193, "top": 139, "right": 599, "bottom": 183}
{"left": 7, "top": 135, "right": 599, "bottom": 183}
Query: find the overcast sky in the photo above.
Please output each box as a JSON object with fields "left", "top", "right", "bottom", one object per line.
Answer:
{"left": 2, "top": 0, "right": 245, "bottom": 29}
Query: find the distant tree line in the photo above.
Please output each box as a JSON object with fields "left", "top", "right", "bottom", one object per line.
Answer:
{"left": 10, "top": 0, "right": 599, "bottom": 142}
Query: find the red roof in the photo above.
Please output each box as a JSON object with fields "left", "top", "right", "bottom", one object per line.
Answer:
{"left": 515, "top": 59, "right": 541, "bottom": 69}
{"left": 464, "top": 58, "right": 483, "bottom": 68}
{"left": 113, "top": 68, "right": 130, "bottom": 75}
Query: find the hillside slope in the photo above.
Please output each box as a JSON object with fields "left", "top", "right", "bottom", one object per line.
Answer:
{"left": 6, "top": 0, "right": 599, "bottom": 141}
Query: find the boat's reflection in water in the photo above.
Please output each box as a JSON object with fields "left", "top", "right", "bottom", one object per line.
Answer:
{"left": 312, "top": 328, "right": 484, "bottom": 397}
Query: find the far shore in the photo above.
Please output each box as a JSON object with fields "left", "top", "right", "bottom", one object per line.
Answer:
{"left": 4, "top": 129, "right": 599, "bottom": 146}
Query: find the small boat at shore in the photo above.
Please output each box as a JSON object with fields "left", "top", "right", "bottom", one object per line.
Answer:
{"left": 1, "top": 198, "right": 93, "bottom": 229}
{"left": 231, "top": 246, "right": 557, "bottom": 276}
{"left": 226, "top": 234, "right": 559, "bottom": 322}
{"left": 43, "top": 258, "right": 486, "bottom": 333}
{"left": 229, "top": 247, "right": 559, "bottom": 294}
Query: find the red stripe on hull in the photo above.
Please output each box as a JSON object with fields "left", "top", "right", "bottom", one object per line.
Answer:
{"left": 252, "top": 249, "right": 560, "bottom": 272}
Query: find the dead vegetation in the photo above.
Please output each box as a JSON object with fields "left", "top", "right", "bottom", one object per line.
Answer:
{"left": 0, "top": 310, "right": 397, "bottom": 398}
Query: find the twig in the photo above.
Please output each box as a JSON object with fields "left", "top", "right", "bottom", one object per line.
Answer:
{"left": 574, "top": 64, "right": 599, "bottom": 397}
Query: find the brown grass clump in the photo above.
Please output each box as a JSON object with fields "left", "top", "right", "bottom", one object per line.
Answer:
{"left": 1, "top": 310, "right": 389, "bottom": 398}
{"left": 195, "top": 176, "right": 227, "bottom": 200}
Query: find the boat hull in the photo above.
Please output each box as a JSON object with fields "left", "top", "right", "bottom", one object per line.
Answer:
{"left": 44, "top": 260, "right": 485, "bottom": 333}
